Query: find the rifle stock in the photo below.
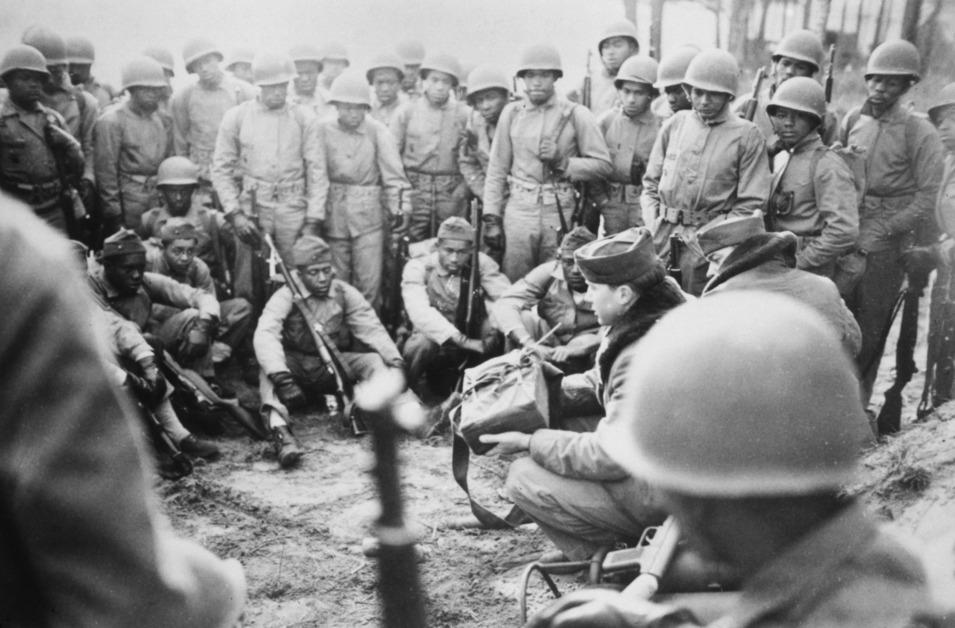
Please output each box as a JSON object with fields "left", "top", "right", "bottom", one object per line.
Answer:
{"left": 824, "top": 44, "right": 836, "bottom": 103}
{"left": 582, "top": 50, "right": 593, "bottom": 110}
{"left": 741, "top": 67, "right": 767, "bottom": 122}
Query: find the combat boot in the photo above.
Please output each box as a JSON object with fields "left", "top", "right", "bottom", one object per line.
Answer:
{"left": 272, "top": 425, "right": 303, "bottom": 469}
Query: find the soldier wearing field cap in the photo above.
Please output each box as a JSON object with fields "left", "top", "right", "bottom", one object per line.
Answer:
{"left": 484, "top": 42, "right": 612, "bottom": 282}
{"left": 528, "top": 293, "right": 940, "bottom": 627}
{"left": 254, "top": 234, "right": 406, "bottom": 468}
{"left": 579, "top": 19, "right": 640, "bottom": 117}
{"left": 93, "top": 55, "right": 173, "bottom": 232}
{"left": 225, "top": 46, "right": 255, "bottom": 84}
{"left": 67, "top": 35, "right": 112, "bottom": 108}
{"left": 367, "top": 52, "right": 409, "bottom": 127}
{"left": 694, "top": 212, "right": 860, "bottom": 356}
{"left": 389, "top": 51, "right": 471, "bottom": 242}
{"left": 651, "top": 45, "right": 699, "bottom": 118}
{"left": 459, "top": 64, "right": 510, "bottom": 204}
{"left": 289, "top": 43, "right": 331, "bottom": 120}
{"left": 482, "top": 227, "right": 684, "bottom": 563}
{"left": 642, "top": 48, "right": 770, "bottom": 296}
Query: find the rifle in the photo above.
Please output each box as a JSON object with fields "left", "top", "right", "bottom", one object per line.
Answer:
{"left": 824, "top": 44, "right": 836, "bottom": 104}
{"left": 383, "top": 188, "right": 411, "bottom": 338}
{"left": 208, "top": 189, "right": 235, "bottom": 298}
{"left": 263, "top": 232, "right": 369, "bottom": 436}
{"left": 43, "top": 118, "right": 88, "bottom": 242}
{"left": 582, "top": 50, "right": 593, "bottom": 110}
{"left": 134, "top": 391, "right": 194, "bottom": 479}
{"left": 919, "top": 253, "right": 955, "bottom": 417}
{"left": 247, "top": 188, "right": 270, "bottom": 313}
{"left": 453, "top": 197, "right": 488, "bottom": 386}
{"left": 741, "top": 66, "right": 768, "bottom": 122}
{"left": 620, "top": 516, "right": 682, "bottom": 599}
{"left": 667, "top": 234, "right": 683, "bottom": 285}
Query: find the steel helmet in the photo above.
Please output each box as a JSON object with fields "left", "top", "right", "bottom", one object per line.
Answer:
{"left": 21, "top": 26, "right": 68, "bottom": 66}
{"left": 121, "top": 56, "right": 168, "bottom": 92}
{"left": 766, "top": 76, "right": 826, "bottom": 121}
{"left": 419, "top": 51, "right": 463, "bottom": 86}
{"left": 598, "top": 19, "right": 640, "bottom": 52}
{"left": 143, "top": 46, "right": 175, "bottom": 75}
{"left": 599, "top": 291, "right": 872, "bottom": 497}
{"left": 465, "top": 64, "right": 510, "bottom": 104}
{"left": 251, "top": 51, "right": 296, "bottom": 86}
{"left": 396, "top": 40, "right": 425, "bottom": 66}
{"left": 182, "top": 38, "right": 223, "bottom": 72}
{"left": 0, "top": 45, "right": 51, "bottom": 80}
{"left": 928, "top": 82, "right": 955, "bottom": 124}
{"left": 226, "top": 46, "right": 256, "bottom": 70}
{"left": 655, "top": 45, "right": 700, "bottom": 89}
{"left": 516, "top": 43, "right": 563, "bottom": 79}
{"left": 66, "top": 35, "right": 95, "bottom": 64}
{"left": 328, "top": 70, "right": 372, "bottom": 107}
{"left": 365, "top": 51, "right": 405, "bottom": 84}
{"left": 683, "top": 48, "right": 739, "bottom": 95}
{"left": 321, "top": 42, "right": 349, "bottom": 64}
{"left": 157, "top": 156, "right": 200, "bottom": 186}
{"left": 289, "top": 43, "right": 322, "bottom": 67}
{"left": 772, "top": 30, "right": 825, "bottom": 72}
{"left": 614, "top": 55, "right": 659, "bottom": 89}
{"left": 866, "top": 39, "right": 920, "bottom": 81}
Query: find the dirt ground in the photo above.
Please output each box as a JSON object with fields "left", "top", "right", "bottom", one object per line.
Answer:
{"left": 156, "top": 290, "right": 954, "bottom": 627}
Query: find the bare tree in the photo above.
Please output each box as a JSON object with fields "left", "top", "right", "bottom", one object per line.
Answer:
{"left": 900, "top": 0, "right": 922, "bottom": 44}
{"left": 811, "top": 0, "right": 832, "bottom": 35}
{"left": 728, "top": 0, "right": 758, "bottom": 63}
{"left": 623, "top": 0, "right": 637, "bottom": 26}
{"left": 650, "top": 0, "right": 665, "bottom": 58}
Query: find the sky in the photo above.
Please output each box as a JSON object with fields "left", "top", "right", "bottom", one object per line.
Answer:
{"left": 1, "top": 0, "right": 719, "bottom": 91}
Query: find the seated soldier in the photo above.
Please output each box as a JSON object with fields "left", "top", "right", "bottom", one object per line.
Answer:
{"left": 88, "top": 229, "right": 224, "bottom": 391}
{"left": 693, "top": 212, "right": 861, "bottom": 357}
{"left": 147, "top": 217, "right": 254, "bottom": 376}
{"left": 400, "top": 216, "right": 511, "bottom": 397}
{"left": 480, "top": 228, "right": 685, "bottom": 563}
{"left": 253, "top": 235, "right": 407, "bottom": 469}
{"left": 493, "top": 226, "right": 600, "bottom": 374}
{"left": 139, "top": 156, "right": 233, "bottom": 295}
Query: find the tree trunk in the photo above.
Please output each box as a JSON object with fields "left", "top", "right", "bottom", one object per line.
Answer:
{"left": 811, "top": 0, "right": 832, "bottom": 36}
{"left": 873, "top": 0, "right": 893, "bottom": 50}
{"left": 728, "top": 0, "right": 758, "bottom": 63}
{"left": 623, "top": 0, "right": 637, "bottom": 27}
{"left": 756, "top": 0, "right": 773, "bottom": 48}
{"left": 802, "top": 0, "right": 813, "bottom": 29}
{"left": 650, "top": 0, "right": 665, "bottom": 59}
{"left": 900, "top": 0, "right": 922, "bottom": 44}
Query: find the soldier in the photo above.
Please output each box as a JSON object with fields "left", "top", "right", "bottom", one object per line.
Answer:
{"left": 224, "top": 46, "right": 255, "bottom": 84}
{"left": 528, "top": 293, "right": 936, "bottom": 627}
{"left": 597, "top": 55, "right": 661, "bottom": 234}
{"left": 142, "top": 45, "right": 176, "bottom": 123}
{"left": 642, "top": 48, "right": 771, "bottom": 296}
{"left": 22, "top": 27, "right": 98, "bottom": 201}
{"left": 694, "top": 212, "right": 861, "bottom": 356}
{"left": 171, "top": 37, "right": 256, "bottom": 199}
{"left": 765, "top": 77, "right": 858, "bottom": 276}
{"left": 481, "top": 228, "right": 684, "bottom": 562}
{"left": 317, "top": 42, "right": 349, "bottom": 97}
{"left": 396, "top": 40, "right": 426, "bottom": 99}
{"left": 459, "top": 64, "right": 510, "bottom": 204}
{"left": 493, "top": 226, "right": 600, "bottom": 374}
{"left": 93, "top": 56, "right": 172, "bottom": 232}
{"left": 253, "top": 235, "right": 407, "bottom": 468}
{"left": 650, "top": 45, "right": 698, "bottom": 118}
{"left": 580, "top": 19, "right": 640, "bottom": 116}
{"left": 289, "top": 43, "right": 332, "bottom": 120}
{"left": 367, "top": 52, "right": 408, "bottom": 127}
{"left": 0, "top": 45, "right": 85, "bottom": 235}
{"left": 211, "top": 51, "right": 327, "bottom": 308}
{"left": 66, "top": 35, "right": 112, "bottom": 108}
{"left": 401, "top": 217, "right": 510, "bottom": 396}
{"left": 389, "top": 51, "right": 471, "bottom": 242}
{"left": 484, "top": 43, "right": 612, "bottom": 282}
{"left": 838, "top": 40, "right": 943, "bottom": 406}
{"left": 316, "top": 71, "right": 412, "bottom": 310}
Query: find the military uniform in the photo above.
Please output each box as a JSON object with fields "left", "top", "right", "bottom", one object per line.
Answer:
{"left": 139, "top": 200, "right": 232, "bottom": 286}
{"left": 43, "top": 72, "right": 98, "bottom": 184}
{"left": 83, "top": 79, "right": 113, "bottom": 109}
{"left": 597, "top": 107, "right": 661, "bottom": 234}
{"left": 93, "top": 100, "right": 172, "bottom": 230}
{"left": 735, "top": 84, "right": 839, "bottom": 146}
{"left": 291, "top": 90, "right": 334, "bottom": 121}
{"left": 484, "top": 95, "right": 612, "bottom": 281}
{"left": 577, "top": 69, "right": 619, "bottom": 117}
{"left": 459, "top": 108, "right": 496, "bottom": 201}
{"left": 370, "top": 92, "right": 408, "bottom": 128}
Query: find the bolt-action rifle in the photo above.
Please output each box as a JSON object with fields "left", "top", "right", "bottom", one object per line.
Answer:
{"left": 741, "top": 66, "right": 768, "bottom": 122}
{"left": 824, "top": 44, "right": 836, "bottom": 103}
{"left": 454, "top": 195, "right": 488, "bottom": 385}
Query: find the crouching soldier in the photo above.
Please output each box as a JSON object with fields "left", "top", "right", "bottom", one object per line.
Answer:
{"left": 493, "top": 226, "right": 600, "bottom": 374}
{"left": 253, "top": 235, "right": 407, "bottom": 468}
{"left": 481, "top": 228, "right": 685, "bottom": 563}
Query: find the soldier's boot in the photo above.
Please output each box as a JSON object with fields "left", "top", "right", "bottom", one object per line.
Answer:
{"left": 272, "top": 425, "right": 303, "bottom": 469}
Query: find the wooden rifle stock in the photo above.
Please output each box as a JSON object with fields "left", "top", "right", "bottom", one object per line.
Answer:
{"left": 582, "top": 50, "right": 593, "bottom": 109}
{"left": 741, "top": 67, "right": 767, "bottom": 122}
{"left": 824, "top": 45, "right": 836, "bottom": 103}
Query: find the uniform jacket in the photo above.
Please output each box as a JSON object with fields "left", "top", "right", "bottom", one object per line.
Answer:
{"left": 401, "top": 249, "right": 510, "bottom": 345}
{"left": 493, "top": 260, "right": 599, "bottom": 344}
{"left": 769, "top": 133, "right": 858, "bottom": 271}
{"left": 370, "top": 94, "right": 408, "bottom": 128}
{"left": 483, "top": 93, "right": 613, "bottom": 216}
{"left": 171, "top": 73, "right": 256, "bottom": 180}
{"left": 576, "top": 67, "right": 619, "bottom": 118}
{"left": 459, "top": 109, "right": 496, "bottom": 200}
{"left": 936, "top": 153, "right": 955, "bottom": 239}
{"left": 253, "top": 276, "right": 401, "bottom": 374}
{"left": 389, "top": 95, "right": 470, "bottom": 174}
{"left": 704, "top": 232, "right": 861, "bottom": 356}
{"left": 43, "top": 74, "right": 98, "bottom": 181}
{"left": 841, "top": 99, "right": 943, "bottom": 252}
{"left": 93, "top": 100, "right": 172, "bottom": 221}
{"left": 642, "top": 108, "right": 770, "bottom": 226}
{"left": 597, "top": 107, "right": 661, "bottom": 195}
{"left": 291, "top": 90, "right": 334, "bottom": 122}
{"left": 0, "top": 99, "right": 84, "bottom": 196}
{"left": 146, "top": 248, "right": 216, "bottom": 295}
{"left": 527, "top": 279, "right": 686, "bottom": 481}
{"left": 140, "top": 200, "right": 230, "bottom": 280}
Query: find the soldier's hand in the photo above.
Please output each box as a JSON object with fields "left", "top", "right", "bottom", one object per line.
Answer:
{"left": 231, "top": 213, "right": 262, "bottom": 248}
{"left": 46, "top": 124, "right": 80, "bottom": 151}
{"left": 549, "top": 346, "right": 573, "bottom": 363}
{"left": 482, "top": 214, "right": 504, "bottom": 250}
{"left": 125, "top": 372, "right": 156, "bottom": 406}
{"left": 522, "top": 341, "right": 554, "bottom": 361}
{"left": 303, "top": 219, "right": 324, "bottom": 238}
{"left": 524, "top": 588, "right": 683, "bottom": 628}
{"left": 269, "top": 371, "right": 307, "bottom": 410}
{"left": 538, "top": 137, "right": 560, "bottom": 164}
{"left": 140, "top": 360, "right": 167, "bottom": 406}
{"left": 478, "top": 431, "right": 531, "bottom": 456}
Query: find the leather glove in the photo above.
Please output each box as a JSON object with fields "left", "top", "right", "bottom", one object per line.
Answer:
{"left": 269, "top": 371, "right": 307, "bottom": 410}
{"left": 182, "top": 317, "right": 216, "bottom": 361}
{"left": 230, "top": 212, "right": 262, "bottom": 248}
{"left": 482, "top": 213, "right": 504, "bottom": 251}
{"left": 901, "top": 245, "right": 937, "bottom": 277}
{"left": 303, "top": 219, "right": 324, "bottom": 238}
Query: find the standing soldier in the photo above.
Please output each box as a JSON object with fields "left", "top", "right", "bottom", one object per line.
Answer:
{"left": 367, "top": 52, "right": 408, "bottom": 127}
{"left": 211, "top": 52, "right": 327, "bottom": 307}
{"left": 642, "top": 48, "right": 771, "bottom": 295}
{"left": 171, "top": 38, "right": 256, "bottom": 201}
{"left": 597, "top": 55, "right": 661, "bottom": 234}
{"left": 484, "top": 43, "right": 612, "bottom": 282}
{"left": 396, "top": 40, "right": 426, "bottom": 100}
{"left": 765, "top": 77, "right": 858, "bottom": 277}
{"left": 838, "top": 40, "right": 943, "bottom": 406}
{"left": 224, "top": 47, "right": 255, "bottom": 84}
{"left": 389, "top": 51, "right": 471, "bottom": 242}
{"left": 578, "top": 20, "right": 640, "bottom": 117}
{"left": 317, "top": 42, "right": 349, "bottom": 98}
{"left": 142, "top": 45, "right": 176, "bottom": 124}
{"left": 318, "top": 70, "right": 412, "bottom": 310}
{"left": 459, "top": 64, "right": 510, "bottom": 204}
{"left": 650, "top": 44, "right": 698, "bottom": 118}
{"left": 66, "top": 35, "right": 113, "bottom": 108}
{"left": 289, "top": 44, "right": 332, "bottom": 120}
{"left": 0, "top": 45, "right": 85, "bottom": 234}
{"left": 93, "top": 56, "right": 173, "bottom": 232}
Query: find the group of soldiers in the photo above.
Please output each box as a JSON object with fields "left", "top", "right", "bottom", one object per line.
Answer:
{"left": 2, "top": 16, "right": 954, "bottom": 625}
